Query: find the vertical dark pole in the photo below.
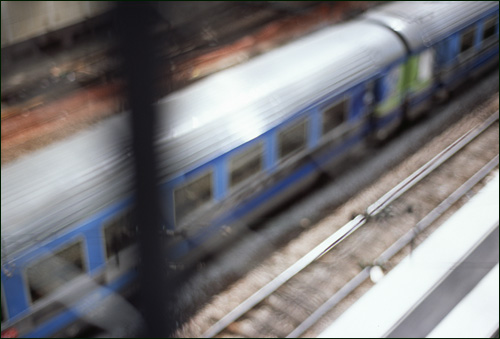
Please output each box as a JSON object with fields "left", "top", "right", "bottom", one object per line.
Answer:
{"left": 115, "top": 2, "right": 172, "bottom": 337}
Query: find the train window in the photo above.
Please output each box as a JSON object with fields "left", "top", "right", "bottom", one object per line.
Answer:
{"left": 230, "top": 142, "right": 263, "bottom": 189}
{"left": 174, "top": 170, "right": 213, "bottom": 224}
{"left": 460, "top": 27, "right": 476, "bottom": 54}
{"left": 417, "top": 49, "right": 434, "bottom": 82}
{"left": 278, "top": 119, "right": 307, "bottom": 160}
{"left": 104, "top": 209, "right": 135, "bottom": 261}
{"left": 483, "top": 16, "right": 498, "bottom": 41}
{"left": 322, "top": 97, "right": 348, "bottom": 136}
{"left": 26, "top": 240, "right": 85, "bottom": 304}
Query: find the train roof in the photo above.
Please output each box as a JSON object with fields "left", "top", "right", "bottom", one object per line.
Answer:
{"left": 363, "top": 1, "right": 499, "bottom": 52}
{"left": 155, "top": 20, "right": 405, "bottom": 179}
{"left": 1, "top": 114, "right": 134, "bottom": 260}
{"left": 1, "top": 19, "right": 406, "bottom": 259}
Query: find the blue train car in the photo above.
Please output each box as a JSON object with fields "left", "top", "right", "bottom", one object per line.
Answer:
{"left": 156, "top": 20, "right": 407, "bottom": 260}
{"left": 364, "top": 1, "right": 499, "bottom": 119}
{"left": 1, "top": 2, "right": 498, "bottom": 337}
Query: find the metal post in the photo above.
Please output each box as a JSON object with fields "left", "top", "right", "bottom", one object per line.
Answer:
{"left": 115, "top": 2, "right": 173, "bottom": 337}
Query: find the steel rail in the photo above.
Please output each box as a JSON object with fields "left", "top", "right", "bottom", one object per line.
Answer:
{"left": 366, "top": 111, "right": 499, "bottom": 217}
{"left": 317, "top": 111, "right": 498, "bottom": 258}
{"left": 202, "top": 111, "right": 499, "bottom": 338}
{"left": 287, "top": 154, "right": 499, "bottom": 338}
{"left": 201, "top": 214, "right": 366, "bottom": 338}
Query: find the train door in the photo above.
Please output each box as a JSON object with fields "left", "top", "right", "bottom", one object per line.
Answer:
{"left": 404, "top": 48, "right": 435, "bottom": 120}
{"left": 372, "top": 63, "right": 405, "bottom": 140}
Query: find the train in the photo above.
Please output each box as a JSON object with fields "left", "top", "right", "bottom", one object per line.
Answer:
{"left": 2, "top": 1, "right": 498, "bottom": 337}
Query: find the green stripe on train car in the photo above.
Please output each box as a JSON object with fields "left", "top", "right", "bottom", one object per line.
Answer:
{"left": 375, "top": 64, "right": 405, "bottom": 117}
{"left": 405, "top": 52, "right": 434, "bottom": 95}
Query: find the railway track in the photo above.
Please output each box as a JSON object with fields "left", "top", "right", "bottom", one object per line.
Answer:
{"left": 200, "top": 111, "right": 499, "bottom": 338}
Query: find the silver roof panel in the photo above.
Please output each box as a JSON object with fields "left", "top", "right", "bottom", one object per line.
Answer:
{"left": 156, "top": 20, "right": 405, "bottom": 178}
{"left": 363, "top": 1, "right": 499, "bottom": 51}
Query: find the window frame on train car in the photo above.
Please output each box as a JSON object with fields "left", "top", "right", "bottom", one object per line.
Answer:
{"left": 24, "top": 238, "right": 87, "bottom": 305}
{"left": 459, "top": 26, "right": 477, "bottom": 55}
{"left": 102, "top": 208, "right": 136, "bottom": 263}
{"left": 229, "top": 141, "right": 264, "bottom": 191}
{"left": 277, "top": 117, "right": 308, "bottom": 161}
{"left": 173, "top": 169, "right": 214, "bottom": 225}
{"left": 482, "top": 15, "right": 498, "bottom": 43}
{"left": 321, "top": 96, "right": 349, "bottom": 137}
